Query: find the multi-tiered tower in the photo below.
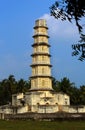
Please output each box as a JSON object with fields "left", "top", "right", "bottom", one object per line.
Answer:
{"left": 25, "top": 19, "right": 70, "bottom": 113}
{"left": 31, "top": 19, "right": 52, "bottom": 91}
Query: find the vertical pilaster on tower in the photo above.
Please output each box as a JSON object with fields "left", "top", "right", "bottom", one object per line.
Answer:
{"left": 30, "top": 19, "right": 52, "bottom": 91}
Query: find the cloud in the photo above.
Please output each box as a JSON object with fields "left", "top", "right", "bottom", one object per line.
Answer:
{"left": 40, "top": 14, "right": 79, "bottom": 44}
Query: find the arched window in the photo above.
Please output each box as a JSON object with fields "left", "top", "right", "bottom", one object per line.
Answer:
{"left": 46, "top": 103, "right": 49, "bottom": 105}
{"left": 37, "top": 103, "right": 40, "bottom": 105}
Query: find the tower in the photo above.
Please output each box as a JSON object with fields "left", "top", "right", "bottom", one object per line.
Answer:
{"left": 25, "top": 19, "right": 57, "bottom": 113}
{"left": 31, "top": 19, "right": 52, "bottom": 91}
{"left": 25, "top": 19, "right": 70, "bottom": 113}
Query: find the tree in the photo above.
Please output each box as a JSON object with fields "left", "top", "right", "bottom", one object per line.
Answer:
{"left": 72, "top": 34, "right": 85, "bottom": 61}
{"left": 79, "top": 85, "right": 85, "bottom": 105}
{"left": 0, "top": 82, "right": 5, "bottom": 105}
{"left": 0, "top": 75, "right": 31, "bottom": 105}
{"left": 16, "top": 79, "right": 31, "bottom": 93}
{"left": 0, "top": 79, "right": 12, "bottom": 105}
{"left": 52, "top": 77, "right": 58, "bottom": 90}
{"left": 70, "top": 86, "right": 80, "bottom": 105}
{"left": 0, "top": 75, "right": 17, "bottom": 105}
{"left": 56, "top": 77, "right": 75, "bottom": 93}
{"left": 7, "top": 75, "right": 17, "bottom": 94}
{"left": 52, "top": 77, "right": 80, "bottom": 105}
{"left": 50, "top": 0, "right": 85, "bottom": 61}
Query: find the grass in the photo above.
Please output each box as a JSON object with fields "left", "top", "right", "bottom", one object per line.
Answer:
{"left": 0, "top": 120, "right": 85, "bottom": 130}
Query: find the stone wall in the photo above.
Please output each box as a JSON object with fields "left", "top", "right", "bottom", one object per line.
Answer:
{"left": 17, "top": 105, "right": 28, "bottom": 113}
{"left": 61, "top": 105, "right": 85, "bottom": 113}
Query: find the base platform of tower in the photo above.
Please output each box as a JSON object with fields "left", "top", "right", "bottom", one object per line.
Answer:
{"left": 1, "top": 19, "right": 85, "bottom": 116}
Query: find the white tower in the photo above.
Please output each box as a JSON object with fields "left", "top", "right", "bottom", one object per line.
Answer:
{"left": 25, "top": 19, "right": 70, "bottom": 113}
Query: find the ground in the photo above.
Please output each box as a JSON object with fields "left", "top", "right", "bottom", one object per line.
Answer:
{"left": 0, "top": 120, "right": 85, "bottom": 130}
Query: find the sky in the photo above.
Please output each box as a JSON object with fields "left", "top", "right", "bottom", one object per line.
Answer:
{"left": 0, "top": 0, "right": 85, "bottom": 87}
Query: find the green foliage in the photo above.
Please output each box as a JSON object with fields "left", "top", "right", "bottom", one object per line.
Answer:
{"left": 79, "top": 85, "right": 85, "bottom": 105}
{"left": 16, "top": 79, "right": 31, "bottom": 93}
{"left": 50, "top": 0, "right": 85, "bottom": 61}
{"left": 0, "top": 75, "right": 31, "bottom": 105}
{"left": 50, "top": 0, "right": 85, "bottom": 33}
{"left": 52, "top": 77, "right": 85, "bottom": 105}
{"left": 72, "top": 34, "right": 85, "bottom": 61}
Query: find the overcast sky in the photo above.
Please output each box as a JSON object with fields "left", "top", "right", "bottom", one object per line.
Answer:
{"left": 0, "top": 0, "right": 85, "bottom": 87}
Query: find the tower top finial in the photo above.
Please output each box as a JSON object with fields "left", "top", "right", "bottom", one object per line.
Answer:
{"left": 35, "top": 19, "right": 47, "bottom": 28}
